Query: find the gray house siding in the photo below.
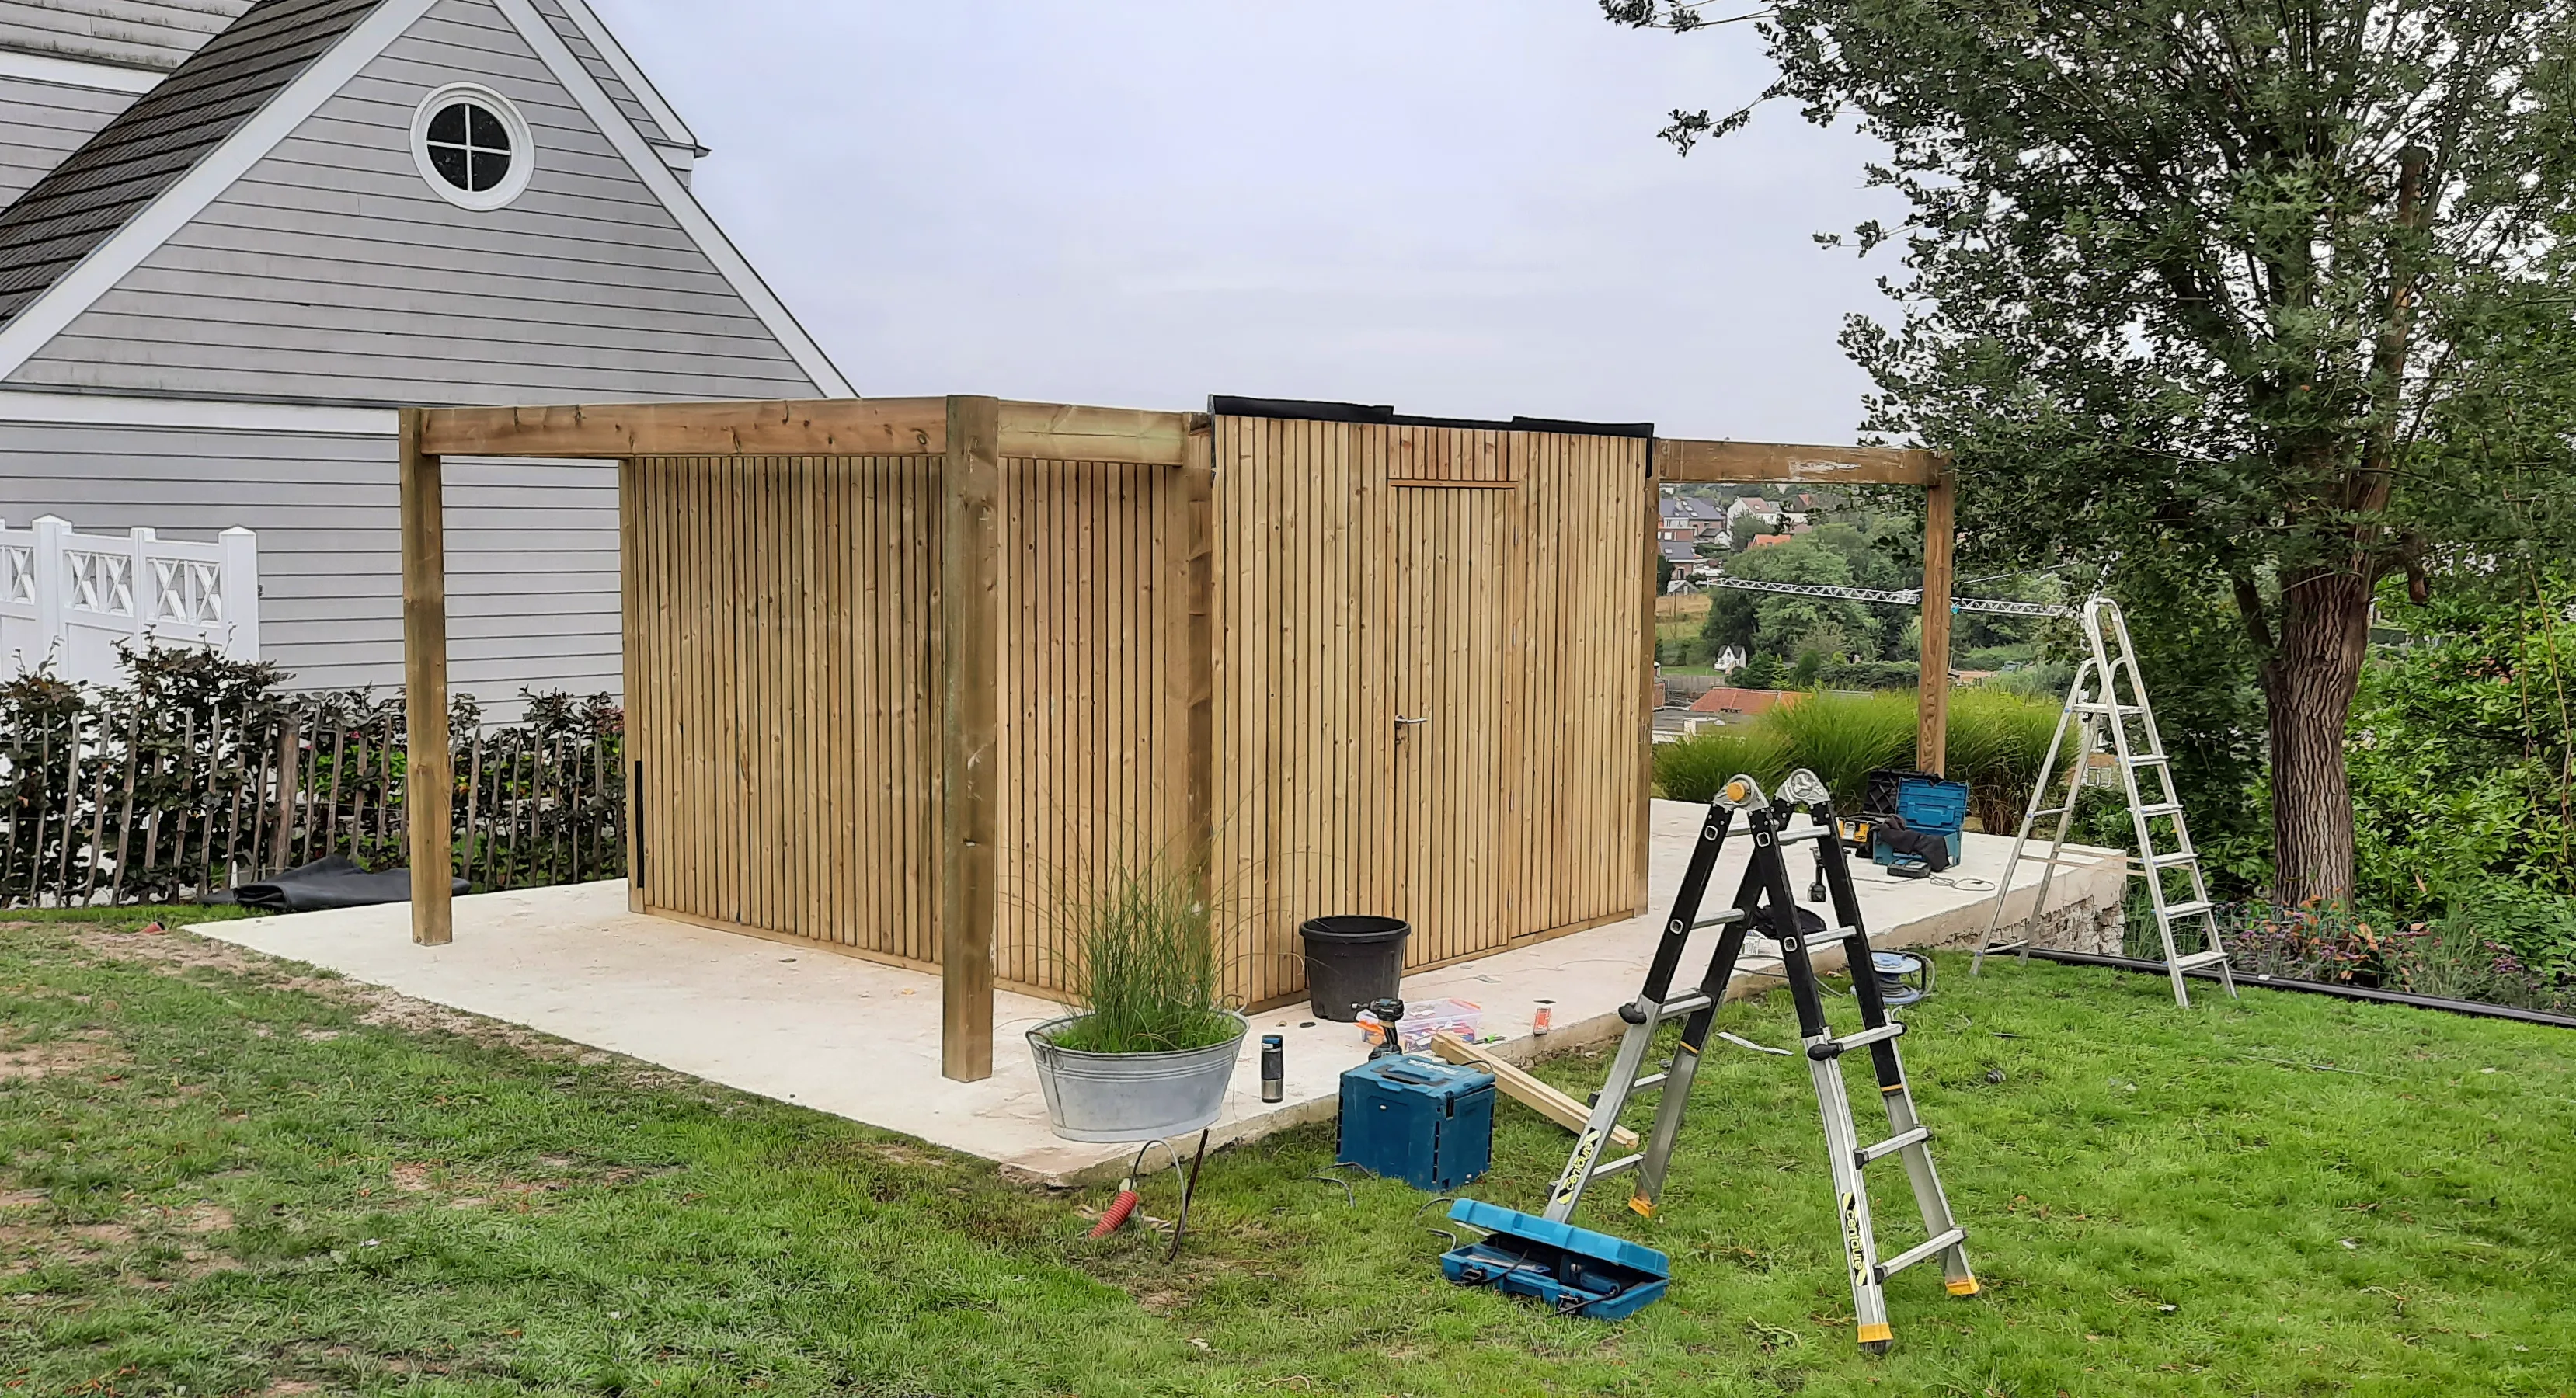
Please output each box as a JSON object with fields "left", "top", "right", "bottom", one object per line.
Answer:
{"left": 0, "top": 73, "right": 131, "bottom": 207}
{"left": 527, "top": 0, "right": 667, "bottom": 150}
{"left": 0, "top": 419, "right": 621, "bottom": 711}
{"left": 6, "top": 0, "right": 816, "bottom": 403}
{"left": 0, "top": 0, "right": 251, "bottom": 69}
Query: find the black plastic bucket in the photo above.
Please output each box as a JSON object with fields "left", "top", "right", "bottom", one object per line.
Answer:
{"left": 1298, "top": 915, "right": 1411, "bottom": 1021}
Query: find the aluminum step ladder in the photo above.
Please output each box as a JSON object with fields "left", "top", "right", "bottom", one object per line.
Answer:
{"left": 1972, "top": 596, "right": 2237, "bottom": 1007}
{"left": 1544, "top": 770, "right": 1977, "bottom": 1353}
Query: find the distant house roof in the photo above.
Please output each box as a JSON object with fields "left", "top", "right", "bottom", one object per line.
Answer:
{"left": 1660, "top": 494, "right": 1725, "bottom": 522}
{"left": 1690, "top": 686, "right": 1797, "bottom": 717}
{"left": 0, "top": 0, "right": 381, "bottom": 331}
{"left": 1735, "top": 496, "right": 1777, "bottom": 513}
{"left": 1659, "top": 541, "right": 1698, "bottom": 563}
{"left": 1746, "top": 534, "right": 1794, "bottom": 549}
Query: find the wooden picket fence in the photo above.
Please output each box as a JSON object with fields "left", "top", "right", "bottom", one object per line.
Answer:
{"left": 0, "top": 691, "right": 623, "bottom": 909}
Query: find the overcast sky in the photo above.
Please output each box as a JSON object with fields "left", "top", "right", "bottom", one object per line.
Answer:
{"left": 594, "top": 2, "right": 1902, "bottom": 443}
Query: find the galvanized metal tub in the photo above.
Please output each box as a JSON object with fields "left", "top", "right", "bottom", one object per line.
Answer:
{"left": 1025, "top": 1013, "right": 1248, "bottom": 1142}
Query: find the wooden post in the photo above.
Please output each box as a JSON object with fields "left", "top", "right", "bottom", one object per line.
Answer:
{"left": 938, "top": 395, "right": 1002, "bottom": 1082}
{"left": 1181, "top": 416, "right": 1217, "bottom": 881}
{"left": 1916, "top": 460, "right": 1955, "bottom": 776}
{"left": 399, "top": 406, "right": 454, "bottom": 945}
{"left": 1638, "top": 441, "right": 1661, "bottom": 907}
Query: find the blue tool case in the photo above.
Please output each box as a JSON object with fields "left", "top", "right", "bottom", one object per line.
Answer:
{"left": 1336, "top": 1055, "right": 1495, "bottom": 1191}
{"left": 1866, "top": 769, "right": 1969, "bottom": 868}
{"left": 1439, "top": 1198, "right": 1672, "bottom": 1320}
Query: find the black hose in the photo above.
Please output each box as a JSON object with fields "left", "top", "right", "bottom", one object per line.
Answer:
{"left": 2011, "top": 947, "right": 2576, "bottom": 1030}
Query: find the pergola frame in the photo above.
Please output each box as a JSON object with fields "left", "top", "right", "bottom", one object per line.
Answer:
{"left": 396, "top": 398, "right": 1952, "bottom": 1081}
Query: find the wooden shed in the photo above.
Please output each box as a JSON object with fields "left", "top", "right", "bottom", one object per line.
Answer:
{"left": 398, "top": 395, "right": 1955, "bottom": 1080}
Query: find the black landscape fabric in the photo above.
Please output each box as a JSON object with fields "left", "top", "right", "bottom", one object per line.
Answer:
{"left": 225, "top": 855, "right": 471, "bottom": 913}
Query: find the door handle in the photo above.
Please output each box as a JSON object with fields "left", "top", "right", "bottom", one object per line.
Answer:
{"left": 1394, "top": 714, "right": 1431, "bottom": 735}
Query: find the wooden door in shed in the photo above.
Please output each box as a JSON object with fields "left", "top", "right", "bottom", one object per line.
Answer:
{"left": 1387, "top": 428, "right": 1516, "bottom": 967}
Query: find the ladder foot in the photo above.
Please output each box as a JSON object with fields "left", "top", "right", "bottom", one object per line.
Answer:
{"left": 1857, "top": 1323, "right": 1893, "bottom": 1354}
{"left": 1626, "top": 1196, "right": 1656, "bottom": 1219}
{"left": 1947, "top": 1277, "right": 1982, "bottom": 1297}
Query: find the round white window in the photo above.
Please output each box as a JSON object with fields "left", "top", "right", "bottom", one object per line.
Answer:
{"left": 410, "top": 84, "right": 533, "bottom": 211}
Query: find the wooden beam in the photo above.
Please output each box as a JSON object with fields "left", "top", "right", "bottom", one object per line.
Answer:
{"left": 1655, "top": 438, "right": 1940, "bottom": 487}
{"left": 399, "top": 406, "right": 453, "bottom": 946}
{"left": 1428, "top": 1032, "right": 1640, "bottom": 1150}
{"left": 999, "top": 401, "right": 1194, "bottom": 466}
{"left": 938, "top": 395, "right": 1002, "bottom": 1082}
{"left": 1917, "top": 462, "right": 1956, "bottom": 775}
{"left": 419, "top": 398, "right": 948, "bottom": 458}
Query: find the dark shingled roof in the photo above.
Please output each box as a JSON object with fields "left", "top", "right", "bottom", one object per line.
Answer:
{"left": 0, "top": 0, "right": 383, "bottom": 330}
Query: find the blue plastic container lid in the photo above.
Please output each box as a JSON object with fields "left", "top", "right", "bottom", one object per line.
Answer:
{"left": 1447, "top": 1198, "right": 1671, "bottom": 1279}
{"left": 1349, "top": 1055, "right": 1493, "bottom": 1097}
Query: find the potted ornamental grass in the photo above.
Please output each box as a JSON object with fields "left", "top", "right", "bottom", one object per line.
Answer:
{"left": 1027, "top": 853, "right": 1247, "bottom": 1142}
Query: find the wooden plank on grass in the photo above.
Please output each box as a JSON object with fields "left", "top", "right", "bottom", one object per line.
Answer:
{"left": 1427, "top": 1031, "right": 1638, "bottom": 1149}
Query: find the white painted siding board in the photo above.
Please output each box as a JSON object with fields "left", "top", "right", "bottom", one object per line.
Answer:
{"left": 172, "top": 208, "right": 764, "bottom": 283}
{"left": 0, "top": 72, "right": 132, "bottom": 206}
{"left": 0, "top": 1, "right": 249, "bottom": 70}
{"left": 8, "top": 0, "right": 818, "bottom": 404}
{"left": 0, "top": 419, "right": 622, "bottom": 714}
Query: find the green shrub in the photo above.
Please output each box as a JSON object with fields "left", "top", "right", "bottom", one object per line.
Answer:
{"left": 1043, "top": 854, "right": 1239, "bottom": 1055}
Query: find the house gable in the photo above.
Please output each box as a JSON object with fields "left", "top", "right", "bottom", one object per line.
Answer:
{"left": 0, "top": 0, "right": 842, "bottom": 403}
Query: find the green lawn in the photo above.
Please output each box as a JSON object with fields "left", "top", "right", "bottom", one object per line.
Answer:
{"left": 5, "top": 912, "right": 2574, "bottom": 1397}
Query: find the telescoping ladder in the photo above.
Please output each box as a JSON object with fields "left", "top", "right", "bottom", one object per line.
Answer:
{"left": 1544, "top": 770, "right": 1976, "bottom": 1353}
{"left": 1972, "top": 596, "right": 2237, "bottom": 1007}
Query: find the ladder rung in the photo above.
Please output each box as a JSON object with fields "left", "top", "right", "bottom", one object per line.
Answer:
{"left": 1690, "top": 909, "right": 1746, "bottom": 930}
{"left": 1808, "top": 1023, "right": 1904, "bottom": 1059}
{"left": 2075, "top": 702, "right": 2141, "bottom": 715}
{"left": 1855, "top": 1126, "right": 1930, "bottom": 1167}
{"left": 2172, "top": 950, "right": 2230, "bottom": 971}
{"left": 2125, "top": 753, "right": 2170, "bottom": 766}
{"left": 2144, "top": 850, "right": 2199, "bottom": 869}
{"left": 1979, "top": 939, "right": 2028, "bottom": 955}
{"left": 1875, "top": 1228, "right": 1969, "bottom": 1282}
{"left": 1775, "top": 825, "right": 1836, "bottom": 846}
{"left": 1631, "top": 1072, "right": 1669, "bottom": 1093}
{"left": 2160, "top": 899, "right": 2216, "bottom": 920}
{"left": 2136, "top": 802, "right": 2184, "bottom": 819}
{"left": 1589, "top": 1153, "right": 1643, "bottom": 1181}
{"left": 1659, "top": 993, "right": 1712, "bottom": 1017}
{"left": 2030, "top": 805, "right": 2073, "bottom": 819}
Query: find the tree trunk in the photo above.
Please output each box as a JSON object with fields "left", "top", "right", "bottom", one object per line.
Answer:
{"left": 2261, "top": 569, "right": 2374, "bottom": 907}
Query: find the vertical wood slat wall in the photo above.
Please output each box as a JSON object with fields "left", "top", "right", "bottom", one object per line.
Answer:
{"left": 618, "top": 414, "right": 1648, "bottom": 1010}
{"left": 1214, "top": 417, "right": 1652, "bottom": 1010}
{"left": 625, "top": 454, "right": 945, "bottom": 965}
{"left": 622, "top": 451, "right": 1185, "bottom": 988}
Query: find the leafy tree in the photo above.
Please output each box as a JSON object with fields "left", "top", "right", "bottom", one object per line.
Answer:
{"left": 1704, "top": 536, "right": 1880, "bottom": 662}
{"left": 1608, "top": 0, "right": 2576, "bottom": 904}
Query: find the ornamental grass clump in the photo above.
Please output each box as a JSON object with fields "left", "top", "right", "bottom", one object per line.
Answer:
{"left": 1944, "top": 687, "right": 2075, "bottom": 830}
{"left": 1653, "top": 725, "right": 1790, "bottom": 804}
{"left": 1044, "top": 854, "right": 1239, "bottom": 1055}
{"left": 1766, "top": 690, "right": 1916, "bottom": 806}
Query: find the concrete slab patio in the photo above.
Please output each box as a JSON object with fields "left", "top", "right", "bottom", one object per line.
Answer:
{"left": 192, "top": 800, "right": 2125, "bottom": 1186}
